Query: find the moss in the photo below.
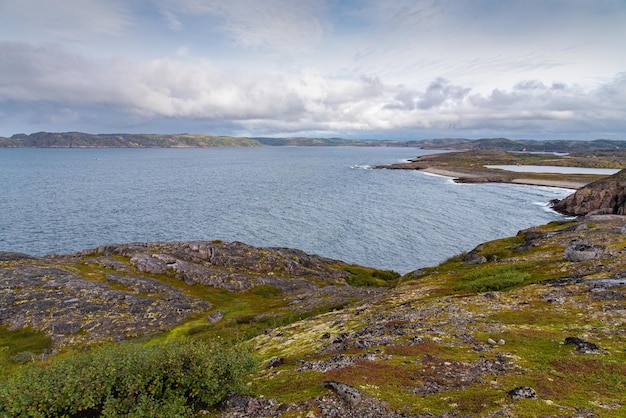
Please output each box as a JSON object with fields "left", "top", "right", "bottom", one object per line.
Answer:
{"left": 249, "top": 284, "right": 282, "bottom": 298}
{"left": 0, "top": 325, "right": 52, "bottom": 372}
{"left": 253, "top": 370, "right": 327, "bottom": 403}
{"left": 342, "top": 265, "right": 400, "bottom": 287}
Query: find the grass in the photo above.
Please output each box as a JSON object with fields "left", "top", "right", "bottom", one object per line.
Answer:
{"left": 342, "top": 265, "right": 400, "bottom": 287}
{"left": 454, "top": 264, "right": 532, "bottom": 292}
{"left": 0, "top": 326, "right": 52, "bottom": 372}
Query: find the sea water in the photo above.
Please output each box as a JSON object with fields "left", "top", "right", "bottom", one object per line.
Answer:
{"left": 0, "top": 147, "right": 572, "bottom": 273}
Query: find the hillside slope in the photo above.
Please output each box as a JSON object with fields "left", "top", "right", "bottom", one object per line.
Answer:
{"left": 1, "top": 221, "right": 625, "bottom": 416}
{"left": 240, "top": 215, "right": 626, "bottom": 417}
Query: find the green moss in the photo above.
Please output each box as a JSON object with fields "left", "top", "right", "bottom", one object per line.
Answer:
{"left": 342, "top": 265, "right": 400, "bottom": 287}
{"left": 249, "top": 284, "right": 282, "bottom": 298}
{"left": 253, "top": 370, "right": 327, "bottom": 403}
{"left": 454, "top": 266, "right": 530, "bottom": 292}
{"left": 0, "top": 325, "right": 52, "bottom": 368}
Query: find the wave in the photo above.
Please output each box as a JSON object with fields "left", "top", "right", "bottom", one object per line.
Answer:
{"left": 350, "top": 164, "right": 372, "bottom": 170}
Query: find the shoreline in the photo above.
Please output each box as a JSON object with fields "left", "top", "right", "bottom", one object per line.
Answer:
{"left": 421, "top": 167, "right": 584, "bottom": 190}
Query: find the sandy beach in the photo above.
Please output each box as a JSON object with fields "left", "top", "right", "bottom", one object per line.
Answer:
{"left": 422, "top": 167, "right": 584, "bottom": 189}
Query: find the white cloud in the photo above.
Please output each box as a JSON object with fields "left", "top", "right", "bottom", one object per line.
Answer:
{"left": 1, "top": 40, "right": 625, "bottom": 138}
{"left": 1, "top": 1, "right": 625, "bottom": 139}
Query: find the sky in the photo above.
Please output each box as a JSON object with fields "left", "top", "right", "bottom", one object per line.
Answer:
{"left": 1, "top": 0, "right": 625, "bottom": 140}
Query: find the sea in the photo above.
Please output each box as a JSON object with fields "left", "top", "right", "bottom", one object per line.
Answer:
{"left": 0, "top": 147, "right": 573, "bottom": 273}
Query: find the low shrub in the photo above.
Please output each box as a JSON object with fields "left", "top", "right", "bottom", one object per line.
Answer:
{"left": 9, "top": 351, "right": 37, "bottom": 364}
{"left": 343, "top": 266, "right": 400, "bottom": 287}
{"left": 0, "top": 338, "right": 256, "bottom": 417}
{"left": 455, "top": 265, "right": 531, "bottom": 292}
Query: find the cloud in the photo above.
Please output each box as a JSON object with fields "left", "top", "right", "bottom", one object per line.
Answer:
{"left": 0, "top": 0, "right": 131, "bottom": 42}
{"left": 1, "top": 39, "right": 625, "bottom": 139}
{"left": 157, "top": 0, "right": 329, "bottom": 54}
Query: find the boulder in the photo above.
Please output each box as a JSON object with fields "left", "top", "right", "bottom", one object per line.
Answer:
{"left": 130, "top": 253, "right": 168, "bottom": 274}
{"left": 508, "top": 386, "right": 537, "bottom": 399}
{"left": 564, "top": 337, "right": 602, "bottom": 353}
{"left": 564, "top": 238, "right": 605, "bottom": 262}
{"left": 322, "top": 381, "right": 363, "bottom": 406}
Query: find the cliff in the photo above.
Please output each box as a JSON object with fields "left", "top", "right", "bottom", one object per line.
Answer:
{"left": 552, "top": 168, "right": 626, "bottom": 215}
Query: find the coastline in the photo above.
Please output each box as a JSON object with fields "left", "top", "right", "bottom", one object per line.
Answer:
{"left": 421, "top": 167, "right": 584, "bottom": 190}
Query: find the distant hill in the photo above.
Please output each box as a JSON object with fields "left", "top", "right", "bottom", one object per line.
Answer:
{"left": 418, "top": 137, "right": 626, "bottom": 152}
{"left": 0, "top": 132, "right": 262, "bottom": 148}
{"left": 1, "top": 131, "right": 625, "bottom": 151}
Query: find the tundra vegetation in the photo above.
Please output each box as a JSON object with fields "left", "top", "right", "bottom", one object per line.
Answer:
{"left": 1, "top": 215, "right": 624, "bottom": 417}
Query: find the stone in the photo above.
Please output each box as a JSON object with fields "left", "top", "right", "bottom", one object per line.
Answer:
{"left": 508, "top": 386, "right": 537, "bottom": 399}
{"left": 465, "top": 255, "right": 487, "bottom": 265}
{"left": 487, "top": 338, "right": 497, "bottom": 345}
{"left": 207, "top": 310, "right": 224, "bottom": 323}
{"left": 564, "top": 238, "right": 605, "bottom": 262}
{"left": 498, "top": 339, "right": 506, "bottom": 345}
{"left": 267, "top": 357, "right": 285, "bottom": 369}
{"left": 322, "top": 381, "right": 362, "bottom": 407}
{"left": 130, "top": 253, "right": 168, "bottom": 274}
{"left": 564, "top": 337, "right": 602, "bottom": 353}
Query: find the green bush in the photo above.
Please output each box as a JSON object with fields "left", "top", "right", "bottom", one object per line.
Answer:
{"left": 455, "top": 265, "right": 531, "bottom": 292}
{"left": 343, "top": 265, "right": 400, "bottom": 287}
{"left": 0, "top": 338, "right": 256, "bottom": 417}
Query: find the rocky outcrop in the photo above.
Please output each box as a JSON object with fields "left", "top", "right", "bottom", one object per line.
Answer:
{"left": 0, "top": 240, "right": 381, "bottom": 348}
{"left": 552, "top": 168, "right": 626, "bottom": 215}
{"left": 0, "top": 265, "right": 210, "bottom": 346}
{"left": 81, "top": 240, "right": 350, "bottom": 292}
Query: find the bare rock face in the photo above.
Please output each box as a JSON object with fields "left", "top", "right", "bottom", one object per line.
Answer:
{"left": 0, "top": 265, "right": 210, "bottom": 346}
{"left": 1, "top": 240, "right": 375, "bottom": 348}
{"left": 82, "top": 241, "right": 351, "bottom": 293}
{"left": 552, "top": 169, "right": 626, "bottom": 216}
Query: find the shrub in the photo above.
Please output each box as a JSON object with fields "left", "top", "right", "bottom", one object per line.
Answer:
{"left": 343, "top": 266, "right": 400, "bottom": 287}
{"left": 455, "top": 265, "right": 531, "bottom": 292}
{"left": 0, "top": 338, "right": 256, "bottom": 417}
{"left": 9, "top": 351, "right": 37, "bottom": 364}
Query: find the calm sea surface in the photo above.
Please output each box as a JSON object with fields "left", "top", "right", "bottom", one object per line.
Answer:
{"left": 0, "top": 147, "right": 572, "bottom": 273}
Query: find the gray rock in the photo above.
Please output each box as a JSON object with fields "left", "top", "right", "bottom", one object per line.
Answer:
{"left": 508, "top": 386, "right": 537, "bottom": 399}
{"left": 323, "top": 381, "right": 362, "bottom": 407}
{"left": 208, "top": 310, "right": 224, "bottom": 323}
{"left": 564, "top": 238, "right": 605, "bottom": 262}
{"left": 564, "top": 337, "right": 602, "bottom": 353}
{"left": 0, "top": 252, "right": 37, "bottom": 261}
{"left": 267, "top": 357, "right": 285, "bottom": 369}
{"left": 465, "top": 255, "right": 487, "bottom": 265}
{"left": 130, "top": 253, "right": 168, "bottom": 274}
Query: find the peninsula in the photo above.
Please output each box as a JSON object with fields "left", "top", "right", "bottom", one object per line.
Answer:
{"left": 377, "top": 149, "right": 626, "bottom": 189}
